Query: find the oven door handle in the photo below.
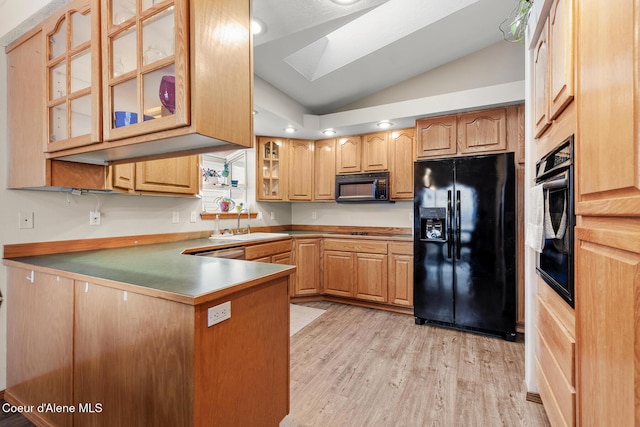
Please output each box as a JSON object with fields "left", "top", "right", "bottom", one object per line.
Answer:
{"left": 541, "top": 172, "right": 568, "bottom": 189}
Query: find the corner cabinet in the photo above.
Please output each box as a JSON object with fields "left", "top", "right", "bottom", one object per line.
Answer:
{"left": 256, "top": 137, "right": 286, "bottom": 201}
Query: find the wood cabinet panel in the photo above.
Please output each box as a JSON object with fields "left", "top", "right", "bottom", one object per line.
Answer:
{"left": 577, "top": 0, "right": 640, "bottom": 210}
{"left": 415, "top": 115, "right": 457, "bottom": 159}
{"left": 388, "top": 253, "right": 413, "bottom": 307}
{"left": 288, "top": 139, "right": 314, "bottom": 200}
{"left": 336, "top": 136, "right": 362, "bottom": 173}
{"left": 293, "top": 238, "right": 321, "bottom": 296}
{"left": 244, "top": 239, "right": 293, "bottom": 260}
{"left": 257, "top": 137, "right": 287, "bottom": 201}
{"left": 537, "top": 294, "right": 575, "bottom": 385}
{"left": 457, "top": 108, "right": 507, "bottom": 154}
{"left": 111, "top": 162, "right": 135, "bottom": 190}
{"left": 362, "top": 132, "right": 388, "bottom": 171}
{"left": 535, "top": 358, "right": 570, "bottom": 427}
{"left": 314, "top": 138, "right": 336, "bottom": 200}
{"left": 323, "top": 239, "right": 387, "bottom": 254}
{"left": 355, "top": 253, "right": 387, "bottom": 302}
{"left": 323, "top": 251, "right": 354, "bottom": 297}
{"left": 389, "top": 128, "right": 414, "bottom": 200}
{"left": 134, "top": 156, "right": 199, "bottom": 194}
{"left": 272, "top": 252, "right": 293, "bottom": 265}
{"left": 549, "top": 0, "right": 574, "bottom": 120}
{"left": 575, "top": 229, "right": 640, "bottom": 427}
{"left": 533, "top": 19, "right": 551, "bottom": 138}
{"left": 6, "top": 268, "right": 74, "bottom": 427}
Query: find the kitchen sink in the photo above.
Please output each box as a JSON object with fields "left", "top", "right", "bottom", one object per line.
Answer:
{"left": 210, "top": 232, "right": 288, "bottom": 242}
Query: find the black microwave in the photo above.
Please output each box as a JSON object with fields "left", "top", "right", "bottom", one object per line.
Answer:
{"left": 335, "top": 171, "right": 390, "bottom": 203}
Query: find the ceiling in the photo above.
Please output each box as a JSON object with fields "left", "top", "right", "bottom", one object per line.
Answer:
{"left": 252, "top": 0, "right": 521, "bottom": 139}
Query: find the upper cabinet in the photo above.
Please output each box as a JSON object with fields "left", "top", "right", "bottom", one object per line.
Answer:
{"left": 6, "top": 0, "right": 252, "bottom": 172}
{"left": 549, "top": 0, "right": 574, "bottom": 120}
{"left": 314, "top": 138, "right": 336, "bottom": 201}
{"left": 44, "top": 0, "right": 101, "bottom": 153}
{"left": 109, "top": 155, "right": 200, "bottom": 195}
{"left": 102, "top": 0, "right": 188, "bottom": 141}
{"left": 388, "top": 128, "right": 414, "bottom": 200}
{"left": 336, "top": 136, "right": 362, "bottom": 174}
{"left": 257, "top": 137, "right": 286, "bottom": 201}
{"left": 533, "top": 20, "right": 550, "bottom": 138}
{"left": 288, "top": 139, "right": 314, "bottom": 201}
{"left": 415, "top": 106, "right": 520, "bottom": 160}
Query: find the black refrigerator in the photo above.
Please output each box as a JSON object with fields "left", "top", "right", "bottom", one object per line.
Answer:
{"left": 413, "top": 152, "right": 516, "bottom": 341}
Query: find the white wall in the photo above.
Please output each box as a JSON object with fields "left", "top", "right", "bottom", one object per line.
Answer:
{"left": 292, "top": 202, "right": 412, "bottom": 228}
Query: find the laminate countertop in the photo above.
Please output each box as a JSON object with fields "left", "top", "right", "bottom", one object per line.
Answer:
{"left": 4, "top": 237, "right": 295, "bottom": 306}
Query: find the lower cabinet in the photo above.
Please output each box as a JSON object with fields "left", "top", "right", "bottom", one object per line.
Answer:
{"left": 292, "top": 238, "right": 321, "bottom": 296}
{"left": 323, "top": 250, "right": 355, "bottom": 297}
{"left": 6, "top": 267, "right": 74, "bottom": 427}
{"left": 388, "top": 242, "right": 413, "bottom": 307}
{"left": 244, "top": 239, "right": 293, "bottom": 264}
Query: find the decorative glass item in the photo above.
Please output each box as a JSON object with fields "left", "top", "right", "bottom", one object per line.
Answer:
{"left": 499, "top": 0, "right": 533, "bottom": 43}
{"left": 159, "top": 75, "right": 175, "bottom": 113}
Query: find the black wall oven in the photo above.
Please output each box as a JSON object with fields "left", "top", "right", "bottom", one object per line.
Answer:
{"left": 535, "top": 135, "right": 574, "bottom": 307}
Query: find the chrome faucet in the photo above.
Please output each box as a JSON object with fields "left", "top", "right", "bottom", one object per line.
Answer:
{"left": 237, "top": 207, "right": 251, "bottom": 235}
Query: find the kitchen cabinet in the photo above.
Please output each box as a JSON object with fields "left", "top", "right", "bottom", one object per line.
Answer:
{"left": 573, "top": 0, "right": 640, "bottom": 424}
{"left": 314, "top": 138, "right": 336, "bottom": 201}
{"left": 323, "top": 239, "right": 388, "bottom": 303}
{"left": 110, "top": 155, "right": 200, "bottom": 195}
{"left": 6, "top": 25, "right": 109, "bottom": 190}
{"left": 549, "top": 0, "right": 574, "bottom": 120}
{"left": 292, "top": 238, "right": 322, "bottom": 296}
{"left": 533, "top": 19, "right": 550, "bottom": 138}
{"left": 457, "top": 107, "right": 507, "bottom": 155}
{"left": 388, "top": 242, "right": 413, "bottom": 308}
{"left": 288, "top": 139, "right": 314, "bottom": 201}
{"left": 245, "top": 239, "right": 293, "bottom": 263}
{"left": 388, "top": 128, "right": 414, "bottom": 200}
{"left": 415, "top": 106, "right": 521, "bottom": 159}
{"left": 336, "top": 135, "right": 362, "bottom": 174}
{"left": 256, "top": 137, "right": 286, "bottom": 201}
{"left": 5, "top": 267, "right": 74, "bottom": 427}
{"left": 336, "top": 132, "right": 389, "bottom": 174}
{"left": 7, "top": 0, "right": 252, "bottom": 167}
{"left": 43, "top": 0, "right": 101, "bottom": 153}
{"left": 415, "top": 115, "right": 457, "bottom": 159}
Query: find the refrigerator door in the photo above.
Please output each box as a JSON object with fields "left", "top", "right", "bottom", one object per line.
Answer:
{"left": 453, "top": 153, "right": 516, "bottom": 335}
{"left": 414, "top": 159, "right": 455, "bottom": 324}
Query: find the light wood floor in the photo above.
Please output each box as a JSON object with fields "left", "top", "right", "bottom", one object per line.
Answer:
{"left": 281, "top": 302, "right": 550, "bottom": 427}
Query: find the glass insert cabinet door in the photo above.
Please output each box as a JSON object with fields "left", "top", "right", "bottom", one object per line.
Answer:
{"left": 104, "top": 0, "right": 188, "bottom": 141}
{"left": 44, "top": 0, "right": 101, "bottom": 152}
{"left": 258, "top": 138, "right": 284, "bottom": 200}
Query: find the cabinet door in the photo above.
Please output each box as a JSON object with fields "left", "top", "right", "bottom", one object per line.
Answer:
{"left": 44, "top": 0, "right": 101, "bottom": 152}
{"left": 575, "top": 221, "right": 640, "bottom": 427}
{"left": 415, "top": 115, "right": 457, "bottom": 158}
{"left": 549, "top": 0, "right": 574, "bottom": 120}
{"left": 293, "top": 238, "right": 321, "bottom": 296}
{"left": 135, "top": 155, "right": 199, "bottom": 194}
{"left": 288, "top": 139, "right": 314, "bottom": 201}
{"left": 6, "top": 268, "right": 74, "bottom": 427}
{"left": 388, "top": 252, "right": 413, "bottom": 307}
{"left": 257, "top": 137, "right": 287, "bottom": 200}
{"left": 362, "top": 132, "right": 388, "bottom": 171}
{"left": 355, "top": 253, "right": 387, "bottom": 302}
{"left": 272, "top": 252, "right": 293, "bottom": 265}
{"left": 103, "top": 0, "right": 189, "bottom": 141}
{"left": 111, "top": 162, "right": 135, "bottom": 190}
{"left": 314, "top": 138, "right": 336, "bottom": 200}
{"left": 533, "top": 19, "right": 551, "bottom": 138}
{"left": 457, "top": 108, "right": 507, "bottom": 154}
{"left": 389, "top": 128, "right": 414, "bottom": 200}
{"left": 323, "top": 250, "right": 354, "bottom": 297}
{"left": 577, "top": 0, "right": 640, "bottom": 215}
{"left": 336, "top": 136, "right": 362, "bottom": 173}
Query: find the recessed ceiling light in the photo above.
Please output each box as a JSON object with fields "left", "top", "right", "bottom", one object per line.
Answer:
{"left": 284, "top": 126, "right": 296, "bottom": 133}
{"left": 251, "top": 18, "right": 267, "bottom": 35}
{"left": 376, "top": 120, "right": 393, "bottom": 128}
{"left": 330, "top": 0, "right": 361, "bottom": 5}
{"left": 322, "top": 128, "right": 336, "bottom": 136}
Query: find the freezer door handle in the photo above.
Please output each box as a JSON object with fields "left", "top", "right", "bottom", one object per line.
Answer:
{"left": 445, "top": 191, "right": 452, "bottom": 258}
{"left": 456, "top": 190, "right": 461, "bottom": 260}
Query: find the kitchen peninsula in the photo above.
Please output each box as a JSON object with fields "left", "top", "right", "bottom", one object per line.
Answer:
{"left": 3, "top": 235, "right": 295, "bottom": 426}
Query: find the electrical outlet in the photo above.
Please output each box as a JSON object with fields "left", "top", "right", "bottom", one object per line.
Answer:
{"left": 207, "top": 301, "right": 231, "bottom": 327}
{"left": 312, "top": 211, "right": 317, "bottom": 220}
{"left": 256, "top": 211, "right": 263, "bottom": 220}
{"left": 190, "top": 211, "right": 197, "bottom": 223}
{"left": 172, "top": 211, "right": 179, "bottom": 224}
{"left": 18, "top": 212, "right": 34, "bottom": 229}
{"left": 89, "top": 211, "right": 101, "bottom": 225}
{"left": 270, "top": 211, "right": 275, "bottom": 220}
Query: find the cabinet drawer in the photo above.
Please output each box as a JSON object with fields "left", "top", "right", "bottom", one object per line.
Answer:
{"left": 388, "top": 242, "right": 412, "bottom": 255}
{"left": 535, "top": 356, "right": 575, "bottom": 427}
{"left": 245, "top": 240, "right": 292, "bottom": 260}
{"left": 323, "top": 239, "right": 387, "bottom": 254}
{"left": 537, "top": 295, "right": 575, "bottom": 384}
